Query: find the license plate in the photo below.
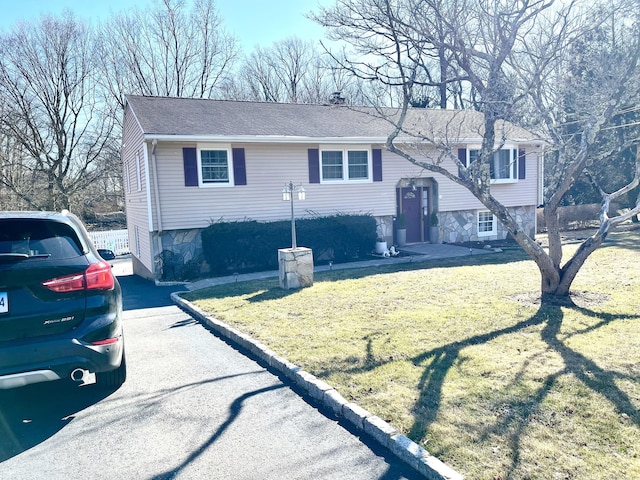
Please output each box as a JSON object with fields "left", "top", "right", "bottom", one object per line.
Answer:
{"left": 0, "top": 292, "right": 7, "bottom": 313}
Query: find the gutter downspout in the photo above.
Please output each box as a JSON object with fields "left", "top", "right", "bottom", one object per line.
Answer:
{"left": 537, "top": 144, "right": 544, "bottom": 235}
{"left": 150, "top": 139, "right": 163, "bottom": 278}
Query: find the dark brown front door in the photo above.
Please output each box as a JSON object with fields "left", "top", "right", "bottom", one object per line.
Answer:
{"left": 400, "top": 187, "right": 422, "bottom": 243}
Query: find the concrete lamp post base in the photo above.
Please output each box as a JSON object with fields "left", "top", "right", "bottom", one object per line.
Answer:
{"left": 278, "top": 247, "right": 314, "bottom": 289}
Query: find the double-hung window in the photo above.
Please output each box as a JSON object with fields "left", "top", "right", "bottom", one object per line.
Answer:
{"left": 478, "top": 211, "right": 497, "bottom": 237}
{"left": 468, "top": 147, "right": 518, "bottom": 183}
{"left": 198, "top": 145, "right": 233, "bottom": 186}
{"left": 322, "top": 151, "right": 344, "bottom": 180}
{"left": 348, "top": 150, "right": 369, "bottom": 179}
{"left": 320, "top": 147, "right": 371, "bottom": 183}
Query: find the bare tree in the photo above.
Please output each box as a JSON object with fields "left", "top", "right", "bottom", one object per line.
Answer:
{"left": 98, "top": 0, "right": 240, "bottom": 109}
{"left": 315, "top": 0, "right": 470, "bottom": 108}
{"left": 313, "top": 0, "right": 640, "bottom": 302}
{"left": 234, "top": 37, "right": 333, "bottom": 103}
{"left": 0, "top": 132, "right": 37, "bottom": 210}
{"left": 0, "top": 12, "right": 118, "bottom": 211}
{"left": 522, "top": 1, "right": 640, "bottom": 296}
{"left": 238, "top": 45, "right": 286, "bottom": 101}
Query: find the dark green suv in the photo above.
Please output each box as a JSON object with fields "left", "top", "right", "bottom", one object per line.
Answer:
{"left": 0, "top": 211, "right": 125, "bottom": 390}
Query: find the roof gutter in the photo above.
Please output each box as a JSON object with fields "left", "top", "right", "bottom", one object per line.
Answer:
{"left": 142, "top": 134, "right": 543, "bottom": 145}
{"left": 143, "top": 134, "right": 387, "bottom": 144}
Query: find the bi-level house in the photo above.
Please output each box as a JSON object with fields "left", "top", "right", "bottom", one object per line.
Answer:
{"left": 122, "top": 95, "right": 542, "bottom": 280}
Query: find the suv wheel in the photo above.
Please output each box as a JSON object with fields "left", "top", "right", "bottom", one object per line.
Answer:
{"left": 97, "top": 351, "right": 127, "bottom": 389}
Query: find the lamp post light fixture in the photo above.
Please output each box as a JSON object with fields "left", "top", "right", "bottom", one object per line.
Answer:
{"left": 282, "top": 181, "right": 306, "bottom": 249}
{"left": 278, "top": 181, "right": 313, "bottom": 290}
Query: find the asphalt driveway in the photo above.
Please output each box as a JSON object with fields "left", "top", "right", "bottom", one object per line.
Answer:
{"left": 0, "top": 261, "right": 421, "bottom": 479}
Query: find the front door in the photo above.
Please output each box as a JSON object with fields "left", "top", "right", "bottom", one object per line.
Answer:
{"left": 400, "top": 187, "right": 422, "bottom": 243}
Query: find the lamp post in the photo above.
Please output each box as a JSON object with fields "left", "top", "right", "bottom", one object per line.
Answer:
{"left": 282, "top": 181, "right": 306, "bottom": 249}
{"left": 278, "top": 181, "right": 312, "bottom": 289}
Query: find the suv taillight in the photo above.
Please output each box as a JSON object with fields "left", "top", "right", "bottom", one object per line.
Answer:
{"left": 42, "top": 262, "right": 115, "bottom": 292}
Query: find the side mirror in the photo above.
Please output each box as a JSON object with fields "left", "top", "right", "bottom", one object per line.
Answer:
{"left": 98, "top": 249, "right": 116, "bottom": 260}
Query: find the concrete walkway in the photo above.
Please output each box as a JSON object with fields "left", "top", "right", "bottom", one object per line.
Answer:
{"left": 185, "top": 243, "right": 495, "bottom": 291}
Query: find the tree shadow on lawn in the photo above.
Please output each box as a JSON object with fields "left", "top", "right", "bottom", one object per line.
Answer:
{"left": 408, "top": 302, "right": 640, "bottom": 477}
{"left": 599, "top": 228, "right": 640, "bottom": 252}
{"left": 559, "top": 226, "right": 640, "bottom": 253}
{"left": 315, "top": 300, "right": 640, "bottom": 477}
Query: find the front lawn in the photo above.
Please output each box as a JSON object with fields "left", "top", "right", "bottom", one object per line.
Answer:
{"left": 182, "top": 230, "right": 640, "bottom": 480}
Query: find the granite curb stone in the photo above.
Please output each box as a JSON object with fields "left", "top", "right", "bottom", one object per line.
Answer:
{"left": 170, "top": 292, "right": 464, "bottom": 480}
{"left": 322, "top": 388, "right": 349, "bottom": 417}
{"left": 342, "top": 402, "right": 371, "bottom": 431}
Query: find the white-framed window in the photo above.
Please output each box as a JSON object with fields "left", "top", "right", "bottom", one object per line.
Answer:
{"left": 468, "top": 147, "right": 518, "bottom": 183}
{"left": 320, "top": 146, "right": 371, "bottom": 183}
{"left": 124, "top": 159, "right": 131, "bottom": 194}
{"left": 197, "top": 144, "right": 234, "bottom": 187}
{"left": 477, "top": 210, "right": 497, "bottom": 237}
{"left": 135, "top": 153, "right": 142, "bottom": 191}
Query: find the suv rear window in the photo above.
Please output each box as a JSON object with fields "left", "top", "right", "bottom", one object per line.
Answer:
{"left": 0, "top": 219, "right": 83, "bottom": 260}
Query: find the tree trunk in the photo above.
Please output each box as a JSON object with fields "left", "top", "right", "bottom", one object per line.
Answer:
{"left": 539, "top": 229, "right": 607, "bottom": 303}
{"left": 485, "top": 197, "right": 608, "bottom": 304}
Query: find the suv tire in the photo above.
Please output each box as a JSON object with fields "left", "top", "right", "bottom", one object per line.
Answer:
{"left": 97, "top": 350, "right": 127, "bottom": 389}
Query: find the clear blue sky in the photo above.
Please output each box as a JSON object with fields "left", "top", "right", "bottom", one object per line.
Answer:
{"left": 0, "top": 0, "right": 330, "bottom": 51}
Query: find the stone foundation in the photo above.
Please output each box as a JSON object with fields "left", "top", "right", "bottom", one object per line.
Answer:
{"left": 148, "top": 207, "right": 535, "bottom": 281}
{"left": 154, "top": 228, "right": 206, "bottom": 281}
{"left": 278, "top": 247, "right": 314, "bottom": 289}
{"left": 439, "top": 206, "right": 536, "bottom": 243}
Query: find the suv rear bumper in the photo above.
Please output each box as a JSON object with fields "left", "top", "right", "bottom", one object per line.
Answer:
{"left": 0, "top": 332, "right": 124, "bottom": 389}
{"left": 0, "top": 369, "right": 62, "bottom": 389}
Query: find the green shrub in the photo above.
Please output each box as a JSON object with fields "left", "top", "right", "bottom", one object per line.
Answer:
{"left": 201, "top": 214, "right": 377, "bottom": 276}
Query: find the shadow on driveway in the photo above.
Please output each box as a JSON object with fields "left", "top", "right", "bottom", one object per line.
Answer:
{"left": 117, "top": 274, "right": 185, "bottom": 311}
{"left": 0, "top": 382, "right": 115, "bottom": 462}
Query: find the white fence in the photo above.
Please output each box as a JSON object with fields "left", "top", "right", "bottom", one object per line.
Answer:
{"left": 88, "top": 229, "right": 130, "bottom": 255}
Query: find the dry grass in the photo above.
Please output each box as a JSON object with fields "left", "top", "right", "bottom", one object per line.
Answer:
{"left": 183, "top": 230, "right": 640, "bottom": 479}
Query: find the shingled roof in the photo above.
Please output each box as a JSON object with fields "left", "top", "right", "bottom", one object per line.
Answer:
{"left": 126, "top": 95, "right": 539, "bottom": 143}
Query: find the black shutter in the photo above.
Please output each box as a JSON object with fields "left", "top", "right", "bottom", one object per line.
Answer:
{"left": 457, "top": 148, "right": 467, "bottom": 177}
{"left": 518, "top": 149, "right": 526, "bottom": 180}
{"left": 232, "top": 148, "right": 247, "bottom": 185}
{"left": 458, "top": 148, "right": 468, "bottom": 166}
{"left": 372, "top": 149, "right": 383, "bottom": 182}
{"left": 183, "top": 147, "right": 198, "bottom": 186}
{"left": 308, "top": 148, "right": 320, "bottom": 184}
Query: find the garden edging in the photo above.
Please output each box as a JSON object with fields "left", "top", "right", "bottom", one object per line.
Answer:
{"left": 170, "top": 292, "right": 464, "bottom": 480}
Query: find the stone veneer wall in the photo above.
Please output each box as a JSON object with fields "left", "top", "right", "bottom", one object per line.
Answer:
{"left": 154, "top": 228, "right": 206, "bottom": 281}
{"left": 439, "top": 206, "right": 536, "bottom": 244}
{"left": 278, "top": 247, "right": 314, "bottom": 289}
{"left": 151, "top": 207, "right": 535, "bottom": 279}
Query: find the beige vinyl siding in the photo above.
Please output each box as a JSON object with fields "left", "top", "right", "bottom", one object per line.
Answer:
{"left": 382, "top": 147, "right": 541, "bottom": 212}
{"left": 444, "top": 149, "right": 540, "bottom": 211}
{"left": 122, "top": 105, "right": 153, "bottom": 272}
{"left": 149, "top": 141, "right": 541, "bottom": 232}
{"left": 155, "top": 143, "right": 398, "bottom": 230}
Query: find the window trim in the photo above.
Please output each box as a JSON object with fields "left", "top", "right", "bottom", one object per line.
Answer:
{"left": 319, "top": 146, "right": 372, "bottom": 184}
{"left": 197, "top": 143, "right": 234, "bottom": 187}
{"left": 477, "top": 210, "right": 497, "bottom": 237}
{"left": 124, "top": 158, "right": 131, "bottom": 194}
{"left": 467, "top": 145, "right": 519, "bottom": 184}
{"left": 135, "top": 153, "right": 142, "bottom": 191}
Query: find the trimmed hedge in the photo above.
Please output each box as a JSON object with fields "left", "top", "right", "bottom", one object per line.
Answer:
{"left": 201, "top": 214, "right": 377, "bottom": 276}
